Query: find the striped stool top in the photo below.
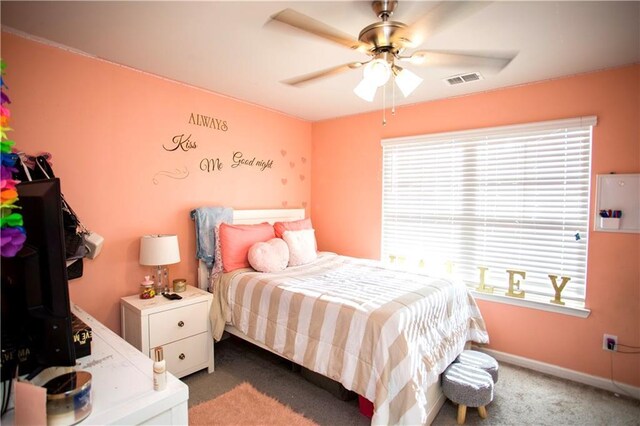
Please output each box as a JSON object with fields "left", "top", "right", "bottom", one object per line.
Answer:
{"left": 456, "top": 350, "right": 499, "bottom": 383}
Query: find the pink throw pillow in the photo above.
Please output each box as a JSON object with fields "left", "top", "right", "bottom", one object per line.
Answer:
{"left": 282, "top": 229, "right": 317, "bottom": 267}
{"left": 220, "top": 223, "right": 276, "bottom": 272}
{"left": 274, "top": 218, "right": 313, "bottom": 239}
{"left": 248, "top": 238, "right": 290, "bottom": 273}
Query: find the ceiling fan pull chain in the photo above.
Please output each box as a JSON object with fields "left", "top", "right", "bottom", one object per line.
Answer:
{"left": 391, "top": 77, "right": 396, "bottom": 116}
{"left": 382, "top": 82, "right": 387, "bottom": 126}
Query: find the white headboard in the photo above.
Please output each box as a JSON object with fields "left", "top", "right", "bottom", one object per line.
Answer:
{"left": 232, "top": 209, "right": 305, "bottom": 224}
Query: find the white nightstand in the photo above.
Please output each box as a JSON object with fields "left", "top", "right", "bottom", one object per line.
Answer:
{"left": 120, "top": 285, "right": 214, "bottom": 378}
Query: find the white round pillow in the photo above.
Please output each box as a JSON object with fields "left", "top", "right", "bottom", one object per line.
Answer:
{"left": 248, "top": 238, "right": 290, "bottom": 273}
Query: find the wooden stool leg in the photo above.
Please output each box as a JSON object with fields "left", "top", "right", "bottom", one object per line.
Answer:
{"left": 478, "top": 405, "right": 488, "bottom": 419}
{"left": 457, "top": 404, "right": 467, "bottom": 424}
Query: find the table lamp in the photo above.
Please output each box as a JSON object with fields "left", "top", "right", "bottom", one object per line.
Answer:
{"left": 139, "top": 234, "right": 181, "bottom": 294}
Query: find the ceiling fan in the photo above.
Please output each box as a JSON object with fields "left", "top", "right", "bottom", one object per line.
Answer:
{"left": 271, "top": 1, "right": 515, "bottom": 102}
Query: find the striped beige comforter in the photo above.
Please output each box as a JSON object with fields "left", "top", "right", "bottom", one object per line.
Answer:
{"left": 210, "top": 253, "right": 488, "bottom": 425}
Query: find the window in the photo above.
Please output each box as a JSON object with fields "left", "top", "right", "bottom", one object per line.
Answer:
{"left": 381, "top": 117, "right": 595, "bottom": 310}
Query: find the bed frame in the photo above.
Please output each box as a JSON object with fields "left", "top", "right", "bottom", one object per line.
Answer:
{"left": 209, "top": 208, "right": 446, "bottom": 424}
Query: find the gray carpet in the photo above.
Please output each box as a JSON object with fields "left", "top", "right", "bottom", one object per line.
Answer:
{"left": 183, "top": 336, "right": 640, "bottom": 425}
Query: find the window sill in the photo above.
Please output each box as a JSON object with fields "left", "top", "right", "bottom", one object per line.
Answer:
{"left": 470, "top": 290, "right": 591, "bottom": 318}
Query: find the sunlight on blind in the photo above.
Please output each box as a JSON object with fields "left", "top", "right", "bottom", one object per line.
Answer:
{"left": 381, "top": 117, "right": 595, "bottom": 305}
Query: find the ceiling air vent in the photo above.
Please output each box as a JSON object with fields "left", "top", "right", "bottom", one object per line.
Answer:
{"left": 444, "top": 72, "right": 484, "bottom": 86}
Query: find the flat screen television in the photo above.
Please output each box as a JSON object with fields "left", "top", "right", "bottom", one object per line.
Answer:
{"left": 1, "top": 178, "right": 76, "bottom": 381}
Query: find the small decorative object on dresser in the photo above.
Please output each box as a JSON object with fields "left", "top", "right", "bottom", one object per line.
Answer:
{"left": 139, "top": 275, "right": 156, "bottom": 299}
{"left": 172, "top": 278, "right": 187, "bottom": 293}
{"left": 120, "top": 285, "right": 214, "bottom": 378}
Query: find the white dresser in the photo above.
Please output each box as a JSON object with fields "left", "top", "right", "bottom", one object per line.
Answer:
{"left": 120, "top": 286, "right": 214, "bottom": 378}
{"left": 74, "top": 304, "right": 188, "bottom": 424}
{"left": 1, "top": 304, "right": 189, "bottom": 425}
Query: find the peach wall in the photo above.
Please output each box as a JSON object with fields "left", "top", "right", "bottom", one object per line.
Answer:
{"left": 312, "top": 65, "right": 640, "bottom": 387}
{"left": 3, "top": 32, "right": 311, "bottom": 332}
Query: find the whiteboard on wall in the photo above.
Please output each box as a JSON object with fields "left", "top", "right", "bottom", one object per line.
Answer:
{"left": 594, "top": 174, "right": 640, "bottom": 233}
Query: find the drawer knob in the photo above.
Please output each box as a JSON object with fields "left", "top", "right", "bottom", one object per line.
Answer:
{"left": 179, "top": 353, "right": 185, "bottom": 360}
{"left": 178, "top": 321, "right": 185, "bottom": 327}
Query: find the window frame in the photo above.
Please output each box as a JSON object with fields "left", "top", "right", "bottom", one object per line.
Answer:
{"left": 381, "top": 116, "right": 596, "bottom": 318}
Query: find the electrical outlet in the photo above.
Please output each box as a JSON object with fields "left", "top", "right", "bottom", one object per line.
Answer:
{"left": 603, "top": 334, "right": 618, "bottom": 351}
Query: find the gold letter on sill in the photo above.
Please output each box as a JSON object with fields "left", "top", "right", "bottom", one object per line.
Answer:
{"left": 548, "top": 275, "right": 570, "bottom": 305}
{"left": 445, "top": 260, "right": 455, "bottom": 275}
{"left": 505, "top": 270, "right": 526, "bottom": 298}
{"left": 475, "top": 266, "right": 494, "bottom": 294}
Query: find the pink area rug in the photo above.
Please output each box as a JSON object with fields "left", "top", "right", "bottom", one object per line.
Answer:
{"left": 189, "top": 382, "right": 319, "bottom": 426}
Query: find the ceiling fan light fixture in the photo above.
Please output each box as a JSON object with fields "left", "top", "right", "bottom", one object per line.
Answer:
{"left": 354, "top": 78, "right": 378, "bottom": 102}
{"left": 363, "top": 58, "right": 391, "bottom": 87}
{"left": 394, "top": 66, "right": 423, "bottom": 97}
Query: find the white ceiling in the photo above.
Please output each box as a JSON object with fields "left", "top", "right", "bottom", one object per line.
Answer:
{"left": 2, "top": 1, "right": 639, "bottom": 122}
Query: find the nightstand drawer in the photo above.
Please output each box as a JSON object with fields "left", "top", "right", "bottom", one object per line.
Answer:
{"left": 149, "top": 301, "right": 208, "bottom": 348}
{"left": 159, "top": 332, "right": 210, "bottom": 377}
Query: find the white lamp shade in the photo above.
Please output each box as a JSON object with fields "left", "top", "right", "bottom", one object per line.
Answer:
{"left": 139, "top": 234, "right": 181, "bottom": 266}
{"left": 363, "top": 59, "right": 391, "bottom": 87}
{"left": 354, "top": 78, "right": 378, "bottom": 102}
{"left": 395, "top": 68, "right": 423, "bottom": 97}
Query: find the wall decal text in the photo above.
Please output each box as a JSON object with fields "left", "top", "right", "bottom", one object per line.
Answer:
{"left": 198, "top": 152, "right": 275, "bottom": 173}
{"left": 231, "top": 151, "right": 274, "bottom": 171}
{"left": 188, "top": 113, "right": 228, "bottom": 131}
{"left": 200, "top": 158, "right": 224, "bottom": 173}
{"left": 164, "top": 134, "right": 198, "bottom": 151}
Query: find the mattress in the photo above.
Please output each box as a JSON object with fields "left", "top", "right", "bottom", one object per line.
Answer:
{"left": 210, "top": 252, "right": 488, "bottom": 425}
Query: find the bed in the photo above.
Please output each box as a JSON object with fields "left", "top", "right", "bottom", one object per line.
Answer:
{"left": 197, "top": 209, "right": 489, "bottom": 425}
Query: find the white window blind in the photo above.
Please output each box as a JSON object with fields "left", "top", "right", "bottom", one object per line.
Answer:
{"left": 381, "top": 117, "right": 596, "bottom": 306}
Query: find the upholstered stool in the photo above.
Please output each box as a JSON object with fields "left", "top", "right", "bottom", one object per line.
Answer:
{"left": 455, "top": 350, "right": 499, "bottom": 383}
{"left": 442, "top": 363, "right": 494, "bottom": 425}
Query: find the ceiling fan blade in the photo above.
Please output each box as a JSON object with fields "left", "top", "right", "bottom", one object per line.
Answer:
{"left": 402, "top": 50, "right": 515, "bottom": 72}
{"left": 398, "top": 1, "right": 491, "bottom": 47}
{"left": 271, "top": 9, "right": 371, "bottom": 52}
{"left": 282, "top": 62, "right": 365, "bottom": 87}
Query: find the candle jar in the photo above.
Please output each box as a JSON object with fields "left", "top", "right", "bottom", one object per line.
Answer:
{"left": 172, "top": 279, "right": 187, "bottom": 293}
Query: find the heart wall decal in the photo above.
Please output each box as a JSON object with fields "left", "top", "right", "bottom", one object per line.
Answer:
{"left": 281, "top": 178, "right": 288, "bottom": 185}
{"left": 280, "top": 149, "right": 287, "bottom": 157}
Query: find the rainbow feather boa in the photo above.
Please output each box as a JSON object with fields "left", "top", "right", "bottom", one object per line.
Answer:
{"left": 1, "top": 60, "right": 26, "bottom": 257}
